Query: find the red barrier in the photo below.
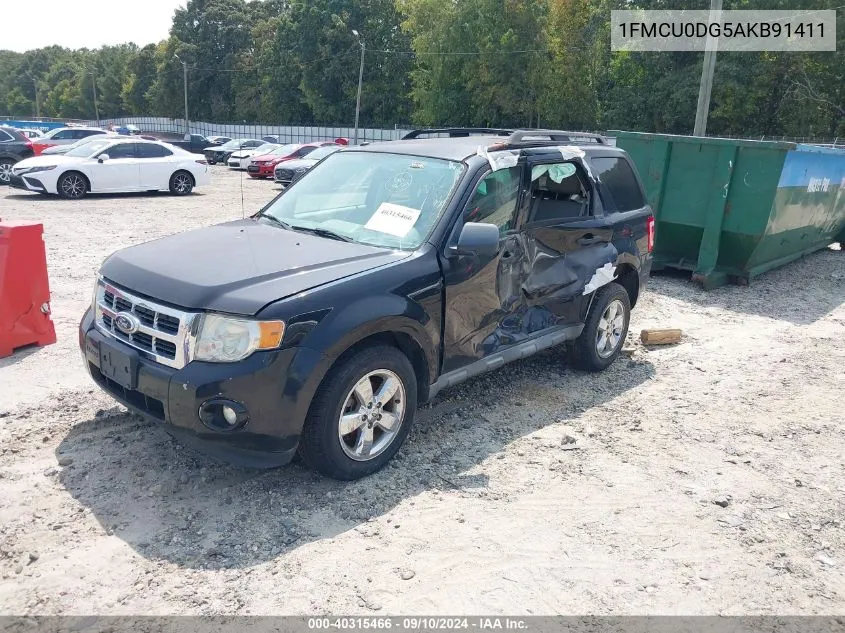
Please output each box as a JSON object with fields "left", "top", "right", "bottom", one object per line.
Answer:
{"left": 0, "top": 221, "right": 57, "bottom": 358}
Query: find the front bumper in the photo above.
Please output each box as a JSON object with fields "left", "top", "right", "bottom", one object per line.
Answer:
{"left": 248, "top": 164, "right": 275, "bottom": 178}
{"left": 79, "top": 307, "right": 327, "bottom": 468}
{"left": 8, "top": 173, "right": 47, "bottom": 193}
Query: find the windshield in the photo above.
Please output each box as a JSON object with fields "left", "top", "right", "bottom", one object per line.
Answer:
{"left": 307, "top": 145, "right": 339, "bottom": 160}
{"left": 250, "top": 143, "right": 277, "bottom": 154}
{"left": 268, "top": 144, "right": 299, "bottom": 156}
{"left": 261, "top": 151, "right": 464, "bottom": 250}
{"left": 66, "top": 139, "right": 113, "bottom": 157}
{"left": 220, "top": 138, "right": 252, "bottom": 150}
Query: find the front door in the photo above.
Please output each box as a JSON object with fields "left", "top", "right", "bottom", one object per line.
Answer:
{"left": 439, "top": 165, "right": 528, "bottom": 373}
{"left": 90, "top": 142, "right": 140, "bottom": 192}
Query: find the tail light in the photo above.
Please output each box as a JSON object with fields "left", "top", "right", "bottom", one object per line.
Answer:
{"left": 646, "top": 215, "right": 655, "bottom": 253}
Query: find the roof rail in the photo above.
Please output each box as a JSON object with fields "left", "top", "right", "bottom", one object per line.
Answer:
{"left": 501, "top": 129, "right": 607, "bottom": 147}
{"left": 401, "top": 128, "right": 514, "bottom": 139}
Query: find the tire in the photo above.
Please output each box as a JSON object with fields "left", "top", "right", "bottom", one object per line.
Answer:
{"left": 299, "top": 344, "right": 417, "bottom": 480}
{"left": 57, "top": 171, "right": 88, "bottom": 199}
{"left": 0, "top": 159, "right": 14, "bottom": 184}
{"left": 569, "top": 281, "right": 631, "bottom": 372}
{"left": 169, "top": 171, "right": 194, "bottom": 195}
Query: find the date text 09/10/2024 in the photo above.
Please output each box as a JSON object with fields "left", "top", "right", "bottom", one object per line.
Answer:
{"left": 307, "top": 618, "right": 529, "bottom": 630}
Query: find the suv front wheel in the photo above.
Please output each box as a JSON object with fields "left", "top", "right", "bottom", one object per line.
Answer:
{"left": 299, "top": 344, "right": 417, "bottom": 480}
{"left": 569, "top": 281, "right": 631, "bottom": 372}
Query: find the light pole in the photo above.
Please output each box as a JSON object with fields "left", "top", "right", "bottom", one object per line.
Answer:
{"left": 174, "top": 54, "right": 189, "bottom": 138}
{"left": 89, "top": 69, "right": 100, "bottom": 127}
{"left": 352, "top": 29, "right": 365, "bottom": 145}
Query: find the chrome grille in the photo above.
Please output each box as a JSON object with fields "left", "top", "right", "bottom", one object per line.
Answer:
{"left": 94, "top": 279, "right": 198, "bottom": 369}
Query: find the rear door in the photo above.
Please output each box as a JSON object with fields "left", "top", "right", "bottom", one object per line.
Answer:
{"left": 439, "top": 165, "right": 529, "bottom": 373}
{"left": 90, "top": 142, "right": 140, "bottom": 192}
{"left": 137, "top": 143, "right": 175, "bottom": 189}
{"left": 516, "top": 150, "right": 619, "bottom": 325}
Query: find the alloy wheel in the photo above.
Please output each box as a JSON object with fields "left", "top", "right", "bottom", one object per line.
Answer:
{"left": 337, "top": 369, "right": 406, "bottom": 461}
{"left": 173, "top": 173, "right": 192, "bottom": 193}
{"left": 596, "top": 299, "right": 626, "bottom": 358}
{"left": 61, "top": 174, "right": 85, "bottom": 199}
{"left": 0, "top": 162, "right": 12, "bottom": 183}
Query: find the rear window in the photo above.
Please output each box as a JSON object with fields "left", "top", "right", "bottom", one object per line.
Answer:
{"left": 591, "top": 157, "right": 644, "bottom": 211}
{"left": 0, "top": 129, "right": 15, "bottom": 142}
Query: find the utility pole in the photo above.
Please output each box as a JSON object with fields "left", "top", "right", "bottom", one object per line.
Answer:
{"left": 693, "top": 0, "right": 722, "bottom": 136}
{"left": 90, "top": 70, "right": 100, "bottom": 127}
{"left": 175, "top": 54, "right": 189, "bottom": 137}
{"left": 33, "top": 79, "right": 41, "bottom": 118}
{"left": 352, "top": 30, "right": 365, "bottom": 145}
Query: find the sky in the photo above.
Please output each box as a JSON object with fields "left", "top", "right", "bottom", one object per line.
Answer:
{"left": 1, "top": 0, "right": 187, "bottom": 52}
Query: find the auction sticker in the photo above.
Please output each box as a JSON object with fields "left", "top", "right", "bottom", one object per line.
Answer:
{"left": 365, "top": 202, "right": 421, "bottom": 237}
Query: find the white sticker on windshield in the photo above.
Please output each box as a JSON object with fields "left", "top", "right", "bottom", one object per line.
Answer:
{"left": 365, "top": 203, "right": 421, "bottom": 237}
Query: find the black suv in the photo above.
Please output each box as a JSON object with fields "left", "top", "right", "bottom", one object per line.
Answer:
{"left": 79, "top": 128, "right": 654, "bottom": 480}
{"left": 0, "top": 126, "right": 35, "bottom": 184}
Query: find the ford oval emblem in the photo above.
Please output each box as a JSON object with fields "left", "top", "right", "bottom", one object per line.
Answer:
{"left": 114, "top": 312, "right": 140, "bottom": 335}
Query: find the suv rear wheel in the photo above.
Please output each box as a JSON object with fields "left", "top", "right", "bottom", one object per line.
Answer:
{"left": 0, "top": 159, "right": 14, "bottom": 184}
{"left": 569, "top": 281, "right": 631, "bottom": 372}
{"left": 299, "top": 345, "right": 417, "bottom": 480}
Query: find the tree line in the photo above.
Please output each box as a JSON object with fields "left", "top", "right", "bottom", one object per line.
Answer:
{"left": 1, "top": 0, "right": 843, "bottom": 138}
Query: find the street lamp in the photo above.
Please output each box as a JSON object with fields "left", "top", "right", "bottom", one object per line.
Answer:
{"left": 352, "top": 29, "right": 365, "bottom": 145}
{"left": 174, "top": 54, "right": 189, "bottom": 138}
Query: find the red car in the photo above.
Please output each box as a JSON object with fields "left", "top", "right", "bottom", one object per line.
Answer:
{"left": 247, "top": 142, "right": 336, "bottom": 179}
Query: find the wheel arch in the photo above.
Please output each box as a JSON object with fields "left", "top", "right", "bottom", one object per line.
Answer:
{"left": 58, "top": 169, "right": 91, "bottom": 193}
{"left": 615, "top": 262, "right": 640, "bottom": 308}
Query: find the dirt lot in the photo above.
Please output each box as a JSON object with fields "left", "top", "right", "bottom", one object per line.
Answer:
{"left": 1, "top": 169, "right": 844, "bottom": 615}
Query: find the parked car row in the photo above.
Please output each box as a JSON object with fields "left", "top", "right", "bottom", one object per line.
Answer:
{"left": 207, "top": 137, "right": 349, "bottom": 187}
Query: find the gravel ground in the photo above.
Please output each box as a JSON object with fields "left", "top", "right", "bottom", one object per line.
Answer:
{"left": 1, "top": 169, "right": 844, "bottom": 615}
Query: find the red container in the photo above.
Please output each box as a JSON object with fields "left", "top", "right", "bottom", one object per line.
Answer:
{"left": 0, "top": 221, "right": 57, "bottom": 357}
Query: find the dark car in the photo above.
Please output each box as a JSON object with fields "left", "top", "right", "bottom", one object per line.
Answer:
{"left": 204, "top": 138, "right": 264, "bottom": 165}
{"left": 0, "top": 126, "right": 35, "bottom": 184}
{"left": 79, "top": 128, "right": 654, "bottom": 480}
{"left": 274, "top": 144, "right": 341, "bottom": 186}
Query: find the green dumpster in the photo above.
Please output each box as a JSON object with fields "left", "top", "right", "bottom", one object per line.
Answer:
{"left": 613, "top": 131, "right": 845, "bottom": 288}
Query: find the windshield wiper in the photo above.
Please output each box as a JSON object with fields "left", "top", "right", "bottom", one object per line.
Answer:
{"left": 288, "top": 225, "right": 353, "bottom": 242}
{"left": 257, "top": 214, "right": 292, "bottom": 230}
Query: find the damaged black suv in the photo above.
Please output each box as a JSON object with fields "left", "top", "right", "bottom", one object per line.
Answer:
{"left": 79, "top": 128, "right": 654, "bottom": 480}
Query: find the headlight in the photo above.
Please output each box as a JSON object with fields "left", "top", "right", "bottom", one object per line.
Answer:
{"left": 18, "top": 165, "right": 57, "bottom": 175}
{"left": 194, "top": 314, "right": 285, "bottom": 363}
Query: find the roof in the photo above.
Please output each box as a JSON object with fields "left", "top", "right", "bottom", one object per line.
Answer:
{"left": 355, "top": 135, "right": 624, "bottom": 162}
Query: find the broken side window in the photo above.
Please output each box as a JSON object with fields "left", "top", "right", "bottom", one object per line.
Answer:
{"left": 527, "top": 161, "right": 589, "bottom": 223}
{"left": 464, "top": 166, "right": 521, "bottom": 234}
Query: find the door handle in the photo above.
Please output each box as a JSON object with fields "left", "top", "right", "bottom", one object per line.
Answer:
{"left": 577, "top": 234, "right": 606, "bottom": 246}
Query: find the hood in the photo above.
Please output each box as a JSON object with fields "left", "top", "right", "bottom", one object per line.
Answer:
{"left": 40, "top": 145, "right": 71, "bottom": 155}
{"left": 229, "top": 149, "right": 256, "bottom": 159}
{"left": 275, "top": 157, "right": 317, "bottom": 171}
{"left": 99, "top": 219, "right": 409, "bottom": 315}
{"left": 12, "top": 154, "right": 80, "bottom": 171}
{"left": 251, "top": 153, "right": 281, "bottom": 163}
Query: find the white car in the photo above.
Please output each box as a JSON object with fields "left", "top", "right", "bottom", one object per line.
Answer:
{"left": 227, "top": 142, "right": 279, "bottom": 169}
{"left": 15, "top": 128, "right": 44, "bottom": 139}
{"left": 9, "top": 138, "right": 210, "bottom": 199}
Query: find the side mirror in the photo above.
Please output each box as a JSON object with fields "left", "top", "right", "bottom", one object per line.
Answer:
{"left": 98, "top": 154, "right": 110, "bottom": 163}
{"left": 452, "top": 222, "right": 500, "bottom": 258}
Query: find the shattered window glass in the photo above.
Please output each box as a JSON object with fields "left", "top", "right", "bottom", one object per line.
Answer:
{"left": 528, "top": 162, "right": 589, "bottom": 223}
